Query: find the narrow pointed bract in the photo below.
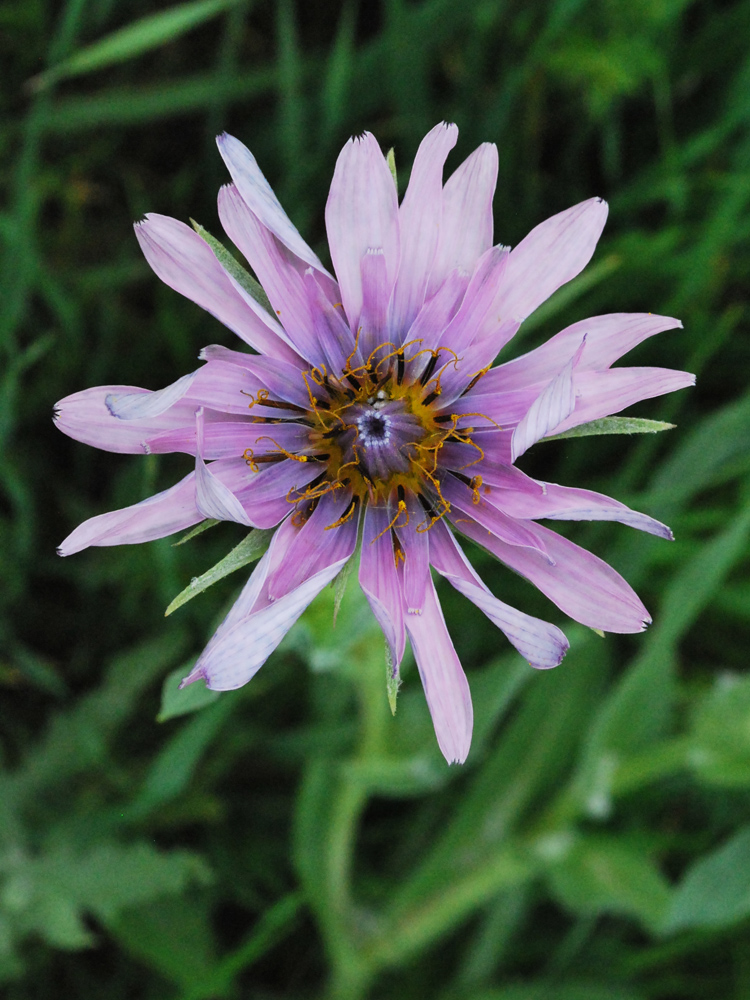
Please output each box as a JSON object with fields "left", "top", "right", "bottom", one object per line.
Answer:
{"left": 55, "top": 125, "right": 694, "bottom": 764}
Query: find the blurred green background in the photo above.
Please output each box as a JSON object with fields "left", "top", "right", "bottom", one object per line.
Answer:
{"left": 2, "top": 0, "right": 750, "bottom": 997}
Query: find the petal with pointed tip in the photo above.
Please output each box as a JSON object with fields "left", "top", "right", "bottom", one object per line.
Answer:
{"left": 325, "top": 132, "right": 400, "bottom": 331}
{"left": 457, "top": 517, "right": 651, "bottom": 633}
{"left": 390, "top": 122, "right": 458, "bottom": 337}
{"left": 497, "top": 197, "right": 609, "bottom": 323}
{"left": 58, "top": 471, "right": 201, "bottom": 555}
{"left": 429, "top": 520, "right": 568, "bottom": 669}
{"left": 427, "top": 142, "right": 498, "bottom": 298}
{"left": 216, "top": 133, "right": 330, "bottom": 276}
{"left": 135, "top": 214, "right": 298, "bottom": 362}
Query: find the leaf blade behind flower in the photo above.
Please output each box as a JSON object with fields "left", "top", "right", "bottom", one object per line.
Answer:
{"left": 165, "top": 529, "right": 274, "bottom": 616}
{"left": 545, "top": 416, "right": 675, "bottom": 441}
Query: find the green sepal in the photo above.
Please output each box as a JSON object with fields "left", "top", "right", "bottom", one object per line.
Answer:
{"left": 165, "top": 528, "right": 274, "bottom": 616}
{"left": 386, "top": 642, "right": 400, "bottom": 716}
{"left": 386, "top": 147, "right": 398, "bottom": 190}
{"left": 545, "top": 416, "right": 676, "bottom": 442}
{"left": 190, "top": 220, "right": 274, "bottom": 316}
{"left": 172, "top": 519, "right": 220, "bottom": 546}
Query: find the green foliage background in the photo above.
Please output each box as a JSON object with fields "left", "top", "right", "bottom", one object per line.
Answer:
{"left": 2, "top": 0, "right": 750, "bottom": 996}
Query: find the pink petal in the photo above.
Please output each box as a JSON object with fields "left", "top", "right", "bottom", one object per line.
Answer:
{"left": 457, "top": 517, "right": 651, "bottom": 633}
{"left": 134, "top": 214, "right": 299, "bottom": 363}
{"left": 218, "top": 184, "right": 334, "bottom": 366}
{"left": 511, "top": 341, "right": 584, "bottom": 461}
{"left": 442, "top": 475, "right": 551, "bottom": 558}
{"left": 145, "top": 419, "right": 309, "bottom": 460}
{"left": 325, "top": 132, "right": 400, "bottom": 332}
{"left": 216, "top": 133, "right": 331, "bottom": 277}
{"left": 427, "top": 142, "right": 498, "bottom": 299}
{"left": 484, "top": 313, "right": 684, "bottom": 392}
{"left": 185, "top": 513, "right": 353, "bottom": 692}
{"left": 550, "top": 367, "right": 696, "bottom": 435}
{"left": 496, "top": 197, "right": 609, "bottom": 323}
{"left": 195, "top": 409, "right": 254, "bottom": 526}
{"left": 58, "top": 471, "right": 201, "bottom": 555}
{"left": 437, "top": 245, "right": 510, "bottom": 355}
{"left": 404, "top": 268, "right": 470, "bottom": 376}
{"left": 188, "top": 555, "right": 351, "bottom": 691}
{"left": 429, "top": 520, "right": 568, "bottom": 669}
{"left": 358, "top": 249, "right": 389, "bottom": 360}
{"left": 265, "top": 488, "right": 359, "bottom": 600}
{"left": 54, "top": 385, "right": 200, "bottom": 454}
{"left": 394, "top": 494, "right": 430, "bottom": 613}
{"left": 486, "top": 473, "right": 673, "bottom": 540}
{"left": 389, "top": 122, "right": 458, "bottom": 337}
{"left": 104, "top": 360, "right": 281, "bottom": 421}
{"left": 303, "top": 269, "right": 356, "bottom": 375}
{"left": 359, "top": 504, "right": 406, "bottom": 670}
{"left": 405, "top": 576, "right": 473, "bottom": 765}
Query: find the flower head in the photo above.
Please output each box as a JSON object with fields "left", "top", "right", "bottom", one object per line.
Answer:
{"left": 55, "top": 124, "right": 694, "bottom": 764}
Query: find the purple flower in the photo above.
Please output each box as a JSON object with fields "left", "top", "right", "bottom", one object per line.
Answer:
{"left": 55, "top": 124, "right": 694, "bottom": 764}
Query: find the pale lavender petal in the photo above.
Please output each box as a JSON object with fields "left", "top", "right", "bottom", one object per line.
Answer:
{"left": 303, "top": 269, "right": 356, "bottom": 374}
{"left": 404, "top": 268, "right": 469, "bottom": 375}
{"left": 442, "top": 475, "right": 551, "bottom": 557}
{"left": 405, "top": 576, "right": 473, "bottom": 765}
{"left": 54, "top": 385, "right": 200, "bottom": 454}
{"left": 105, "top": 360, "right": 269, "bottom": 420}
{"left": 58, "top": 471, "right": 201, "bottom": 556}
{"left": 429, "top": 520, "right": 568, "bottom": 669}
{"left": 325, "top": 132, "right": 400, "bottom": 332}
{"left": 483, "top": 313, "right": 684, "bottom": 392}
{"left": 389, "top": 122, "right": 458, "bottom": 336}
{"left": 195, "top": 409, "right": 254, "bottom": 526}
{"left": 496, "top": 198, "right": 609, "bottom": 323}
{"left": 231, "top": 353, "right": 314, "bottom": 410}
{"left": 435, "top": 245, "right": 510, "bottom": 355}
{"left": 446, "top": 385, "right": 539, "bottom": 427}
{"left": 145, "top": 419, "right": 309, "bottom": 459}
{"left": 487, "top": 474, "right": 673, "bottom": 539}
{"left": 358, "top": 249, "right": 389, "bottom": 360}
{"left": 218, "top": 183, "right": 334, "bottom": 366}
{"left": 359, "top": 503, "right": 406, "bottom": 669}
{"left": 188, "top": 555, "right": 350, "bottom": 691}
{"left": 457, "top": 517, "right": 651, "bottom": 633}
{"left": 106, "top": 372, "right": 197, "bottom": 419}
{"left": 216, "top": 133, "right": 331, "bottom": 276}
{"left": 427, "top": 142, "right": 498, "bottom": 299}
{"left": 393, "top": 494, "right": 430, "bottom": 613}
{"left": 266, "top": 488, "right": 359, "bottom": 599}
{"left": 511, "top": 341, "right": 584, "bottom": 461}
{"left": 135, "top": 214, "right": 299, "bottom": 363}
{"left": 439, "top": 427, "right": 515, "bottom": 473}
{"left": 550, "top": 367, "right": 696, "bottom": 436}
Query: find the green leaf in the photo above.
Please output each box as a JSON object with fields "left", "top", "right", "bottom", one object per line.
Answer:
{"left": 386, "top": 147, "right": 398, "bottom": 189}
{"left": 662, "top": 826, "right": 750, "bottom": 933}
{"left": 191, "top": 221, "right": 274, "bottom": 316}
{"left": 385, "top": 641, "right": 400, "bottom": 716}
{"left": 332, "top": 552, "right": 357, "bottom": 628}
{"left": 157, "top": 666, "right": 219, "bottom": 722}
{"left": 543, "top": 834, "right": 671, "bottom": 931}
{"left": 2, "top": 843, "right": 211, "bottom": 952}
{"left": 29, "top": 0, "right": 244, "bottom": 91}
{"left": 165, "top": 529, "right": 274, "bottom": 616}
{"left": 172, "top": 519, "right": 219, "bottom": 546}
{"left": 545, "top": 416, "right": 675, "bottom": 441}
